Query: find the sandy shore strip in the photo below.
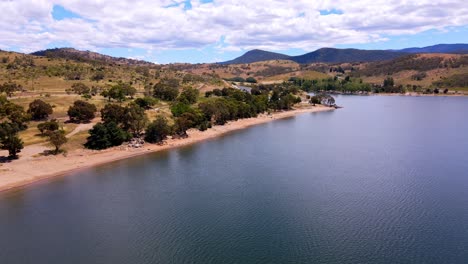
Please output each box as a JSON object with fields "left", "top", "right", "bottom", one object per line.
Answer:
{"left": 0, "top": 105, "right": 333, "bottom": 192}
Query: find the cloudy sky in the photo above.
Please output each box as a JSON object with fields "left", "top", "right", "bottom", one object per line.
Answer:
{"left": 1, "top": 0, "right": 467, "bottom": 63}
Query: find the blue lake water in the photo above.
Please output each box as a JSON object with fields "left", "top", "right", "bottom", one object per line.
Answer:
{"left": 1, "top": 95, "right": 468, "bottom": 263}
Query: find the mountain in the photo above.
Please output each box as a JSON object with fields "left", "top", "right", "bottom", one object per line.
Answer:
{"left": 399, "top": 44, "right": 468, "bottom": 54}
{"left": 220, "top": 49, "right": 291, "bottom": 64}
{"left": 31, "top": 48, "right": 154, "bottom": 66}
{"left": 291, "top": 48, "right": 405, "bottom": 64}
{"left": 221, "top": 44, "right": 468, "bottom": 65}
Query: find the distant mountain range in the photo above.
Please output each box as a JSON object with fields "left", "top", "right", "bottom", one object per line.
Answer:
{"left": 31, "top": 48, "right": 154, "bottom": 66}
{"left": 221, "top": 44, "right": 468, "bottom": 64}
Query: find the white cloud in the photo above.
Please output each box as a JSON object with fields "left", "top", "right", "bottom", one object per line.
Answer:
{"left": 0, "top": 0, "right": 467, "bottom": 54}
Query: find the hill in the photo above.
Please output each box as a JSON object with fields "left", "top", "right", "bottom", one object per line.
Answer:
{"left": 220, "top": 49, "right": 291, "bottom": 64}
{"left": 399, "top": 44, "right": 468, "bottom": 54}
{"left": 31, "top": 48, "right": 154, "bottom": 66}
{"left": 221, "top": 44, "right": 468, "bottom": 65}
{"left": 291, "top": 48, "right": 405, "bottom": 64}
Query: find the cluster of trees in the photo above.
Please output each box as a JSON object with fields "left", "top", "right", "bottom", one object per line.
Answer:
{"left": 29, "top": 101, "right": 69, "bottom": 154}
{"left": 289, "top": 76, "right": 372, "bottom": 93}
{"left": 85, "top": 82, "right": 303, "bottom": 150}
{"left": 433, "top": 74, "right": 468, "bottom": 88}
{"left": 65, "top": 83, "right": 101, "bottom": 99}
{"left": 309, "top": 93, "right": 336, "bottom": 106}
{"left": 85, "top": 102, "right": 149, "bottom": 149}
{"left": 0, "top": 96, "right": 30, "bottom": 158}
{"left": 373, "top": 77, "right": 406, "bottom": 93}
{"left": 225, "top": 77, "right": 257, "bottom": 83}
{"left": 101, "top": 81, "right": 137, "bottom": 102}
{"left": 354, "top": 55, "right": 445, "bottom": 76}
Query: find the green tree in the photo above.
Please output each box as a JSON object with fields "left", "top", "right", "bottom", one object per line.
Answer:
{"left": 134, "top": 96, "right": 158, "bottom": 109}
{"left": 105, "top": 122, "right": 130, "bottom": 146}
{"left": 171, "top": 102, "right": 192, "bottom": 117}
{"left": 145, "top": 116, "right": 171, "bottom": 143}
{"left": 67, "top": 100, "right": 97, "bottom": 123}
{"left": 48, "top": 130, "right": 67, "bottom": 154}
{"left": 122, "top": 103, "right": 148, "bottom": 136}
{"left": 0, "top": 82, "right": 22, "bottom": 97}
{"left": 153, "top": 78, "right": 180, "bottom": 101}
{"left": 178, "top": 87, "right": 199, "bottom": 104}
{"left": 27, "top": 99, "right": 53, "bottom": 120}
{"left": 84, "top": 123, "right": 111, "bottom": 150}
{"left": 1, "top": 133, "right": 23, "bottom": 159}
{"left": 84, "top": 122, "right": 129, "bottom": 150}
{"left": 66, "top": 83, "right": 91, "bottom": 95}
{"left": 101, "top": 104, "right": 126, "bottom": 124}
{"left": 37, "top": 119, "right": 59, "bottom": 135}
{"left": 102, "top": 82, "right": 137, "bottom": 102}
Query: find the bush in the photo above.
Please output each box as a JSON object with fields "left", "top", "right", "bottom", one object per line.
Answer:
{"left": 28, "top": 99, "right": 53, "bottom": 120}
{"left": 67, "top": 100, "right": 97, "bottom": 123}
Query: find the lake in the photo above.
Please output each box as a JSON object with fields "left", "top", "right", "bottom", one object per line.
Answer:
{"left": 1, "top": 95, "right": 468, "bottom": 263}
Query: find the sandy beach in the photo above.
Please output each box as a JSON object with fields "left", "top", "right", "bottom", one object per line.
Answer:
{"left": 0, "top": 105, "right": 334, "bottom": 192}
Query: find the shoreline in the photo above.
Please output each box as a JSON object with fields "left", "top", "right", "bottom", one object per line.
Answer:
{"left": 0, "top": 105, "right": 334, "bottom": 193}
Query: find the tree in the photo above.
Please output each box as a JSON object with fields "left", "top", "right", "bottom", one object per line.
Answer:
{"left": 102, "top": 82, "right": 137, "bottom": 102}
{"left": 48, "top": 130, "right": 67, "bottom": 154}
{"left": 0, "top": 96, "right": 29, "bottom": 131}
{"left": 1, "top": 134, "right": 23, "bottom": 159}
{"left": 66, "top": 83, "right": 90, "bottom": 95}
{"left": 134, "top": 96, "right": 158, "bottom": 109}
{"left": 173, "top": 113, "right": 195, "bottom": 137}
{"left": 67, "top": 100, "right": 96, "bottom": 123}
{"left": 84, "top": 123, "right": 111, "bottom": 150}
{"left": 171, "top": 102, "right": 192, "bottom": 117}
{"left": 122, "top": 103, "right": 148, "bottom": 136}
{"left": 37, "top": 119, "right": 59, "bottom": 135}
{"left": 178, "top": 87, "right": 199, "bottom": 104}
{"left": 84, "top": 122, "right": 129, "bottom": 150}
{"left": 105, "top": 122, "right": 130, "bottom": 146}
{"left": 0, "top": 82, "right": 22, "bottom": 97}
{"left": 28, "top": 99, "right": 53, "bottom": 120}
{"left": 145, "top": 116, "right": 171, "bottom": 143}
{"left": 383, "top": 77, "right": 394, "bottom": 88}
{"left": 153, "top": 78, "right": 179, "bottom": 101}
{"left": 101, "top": 104, "right": 126, "bottom": 124}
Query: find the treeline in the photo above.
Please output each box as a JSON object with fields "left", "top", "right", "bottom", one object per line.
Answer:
{"left": 84, "top": 82, "right": 302, "bottom": 150}
{"left": 433, "top": 74, "right": 468, "bottom": 88}
{"left": 354, "top": 55, "right": 468, "bottom": 76}
{"left": 225, "top": 77, "right": 257, "bottom": 83}
{"left": 289, "top": 76, "right": 372, "bottom": 93}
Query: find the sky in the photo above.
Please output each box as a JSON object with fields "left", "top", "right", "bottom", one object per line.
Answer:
{"left": 0, "top": 0, "right": 467, "bottom": 64}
